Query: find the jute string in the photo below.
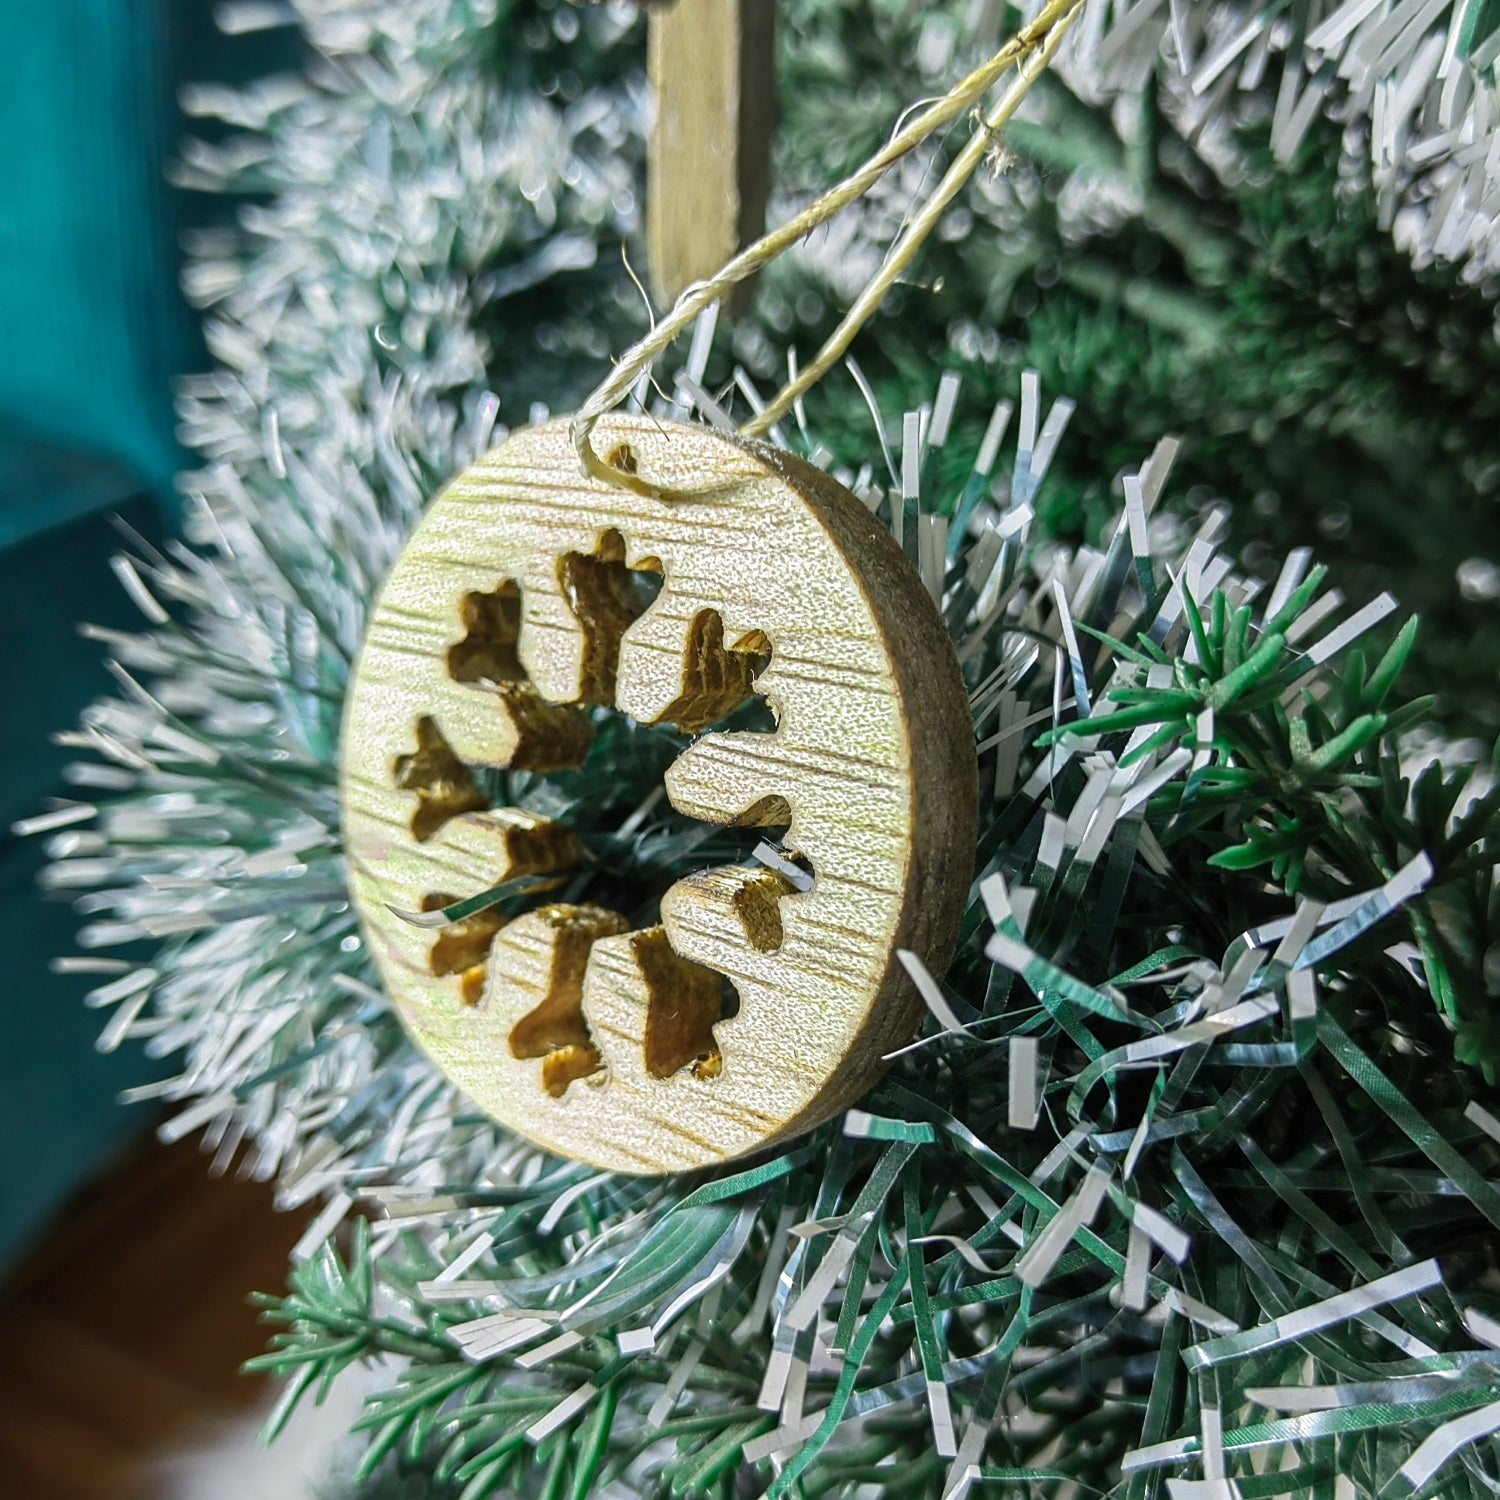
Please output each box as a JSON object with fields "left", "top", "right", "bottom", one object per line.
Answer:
{"left": 569, "top": 0, "right": 1085, "bottom": 500}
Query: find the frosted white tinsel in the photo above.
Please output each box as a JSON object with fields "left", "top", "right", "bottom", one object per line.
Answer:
{"left": 1060, "top": 0, "right": 1500, "bottom": 274}
{"left": 52, "top": 0, "right": 647, "bottom": 1202}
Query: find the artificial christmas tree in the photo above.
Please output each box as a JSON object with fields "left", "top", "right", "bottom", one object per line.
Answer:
{"left": 26, "top": 0, "right": 1500, "bottom": 1494}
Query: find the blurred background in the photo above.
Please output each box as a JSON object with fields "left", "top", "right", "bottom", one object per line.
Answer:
{"left": 4, "top": 1, "right": 1499, "bottom": 1495}
{"left": 0, "top": 6, "right": 305, "bottom": 1496}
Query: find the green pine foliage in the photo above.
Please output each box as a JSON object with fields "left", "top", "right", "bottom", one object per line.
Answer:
{"left": 761, "top": 6, "right": 1500, "bottom": 735}
{"left": 240, "top": 394, "right": 1500, "bottom": 1495}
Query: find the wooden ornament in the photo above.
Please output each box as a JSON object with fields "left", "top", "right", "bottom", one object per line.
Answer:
{"left": 341, "top": 415, "right": 977, "bottom": 1174}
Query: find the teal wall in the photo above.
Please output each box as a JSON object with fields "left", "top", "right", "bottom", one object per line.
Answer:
{"left": 0, "top": 492, "right": 171, "bottom": 1267}
{"left": 0, "top": 1, "right": 192, "bottom": 1266}
{"left": 0, "top": 0, "right": 191, "bottom": 520}
{"left": 0, "top": 3, "right": 296, "bottom": 1264}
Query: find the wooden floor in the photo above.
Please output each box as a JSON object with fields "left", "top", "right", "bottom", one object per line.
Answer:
{"left": 0, "top": 1131, "right": 305, "bottom": 1500}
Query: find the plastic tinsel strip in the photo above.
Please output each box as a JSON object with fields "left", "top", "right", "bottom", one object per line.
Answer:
{"left": 1181, "top": 1259, "right": 1445, "bottom": 1372}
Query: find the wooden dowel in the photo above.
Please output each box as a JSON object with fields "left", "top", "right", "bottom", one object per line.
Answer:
{"left": 647, "top": 0, "right": 776, "bottom": 312}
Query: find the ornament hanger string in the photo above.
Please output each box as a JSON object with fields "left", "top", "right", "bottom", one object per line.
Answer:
{"left": 570, "top": 0, "right": 1084, "bottom": 502}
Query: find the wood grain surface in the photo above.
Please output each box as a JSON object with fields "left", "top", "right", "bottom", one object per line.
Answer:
{"left": 341, "top": 415, "right": 976, "bottom": 1173}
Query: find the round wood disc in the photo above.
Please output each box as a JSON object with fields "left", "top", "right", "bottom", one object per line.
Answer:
{"left": 341, "top": 415, "right": 977, "bottom": 1174}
